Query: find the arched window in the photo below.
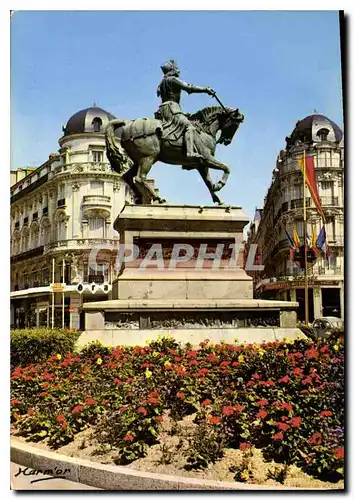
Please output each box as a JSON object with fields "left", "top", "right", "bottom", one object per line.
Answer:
{"left": 317, "top": 128, "right": 330, "bottom": 141}
{"left": 92, "top": 117, "right": 103, "bottom": 132}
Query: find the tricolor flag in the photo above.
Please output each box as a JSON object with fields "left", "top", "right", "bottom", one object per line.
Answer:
{"left": 316, "top": 226, "right": 330, "bottom": 261}
{"left": 297, "top": 153, "right": 326, "bottom": 221}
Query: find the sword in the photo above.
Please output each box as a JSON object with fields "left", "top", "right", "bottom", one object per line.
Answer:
{"left": 212, "top": 93, "right": 229, "bottom": 114}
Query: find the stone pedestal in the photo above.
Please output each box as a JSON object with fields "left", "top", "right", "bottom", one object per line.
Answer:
{"left": 82, "top": 204, "right": 300, "bottom": 345}
{"left": 112, "top": 204, "right": 253, "bottom": 301}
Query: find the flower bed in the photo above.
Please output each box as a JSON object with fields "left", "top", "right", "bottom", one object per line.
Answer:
{"left": 11, "top": 336, "right": 344, "bottom": 485}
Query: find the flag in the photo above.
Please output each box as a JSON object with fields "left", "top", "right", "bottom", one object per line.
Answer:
{"left": 311, "top": 227, "right": 319, "bottom": 255}
{"left": 285, "top": 229, "right": 295, "bottom": 249}
{"left": 316, "top": 226, "right": 330, "bottom": 261}
{"left": 285, "top": 228, "right": 295, "bottom": 262}
{"left": 316, "top": 226, "right": 326, "bottom": 250}
{"left": 297, "top": 153, "right": 326, "bottom": 221}
{"left": 293, "top": 228, "right": 301, "bottom": 250}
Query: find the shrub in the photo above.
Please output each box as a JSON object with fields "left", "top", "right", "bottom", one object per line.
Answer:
{"left": 11, "top": 328, "right": 80, "bottom": 368}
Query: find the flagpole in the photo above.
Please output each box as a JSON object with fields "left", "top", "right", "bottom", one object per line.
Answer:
{"left": 303, "top": 149, "right": 309, "bottom": 326}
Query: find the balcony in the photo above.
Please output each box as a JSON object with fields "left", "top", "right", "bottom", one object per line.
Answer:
{"left": 45, "top": 238, "right": 119, "bottom": 252}
{"left": 82, "top": 195, "right": 111, "bottom": 218}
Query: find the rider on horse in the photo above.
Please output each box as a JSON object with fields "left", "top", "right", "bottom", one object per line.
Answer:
{"left": 155, "top": 59, "right": 216, "bottom": 159}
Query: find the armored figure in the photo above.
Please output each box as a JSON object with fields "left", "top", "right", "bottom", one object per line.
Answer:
{"left": 155, "top": 59, "right": 215, "bottom": 158}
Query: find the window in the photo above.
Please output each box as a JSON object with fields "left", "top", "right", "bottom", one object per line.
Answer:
{"left": 317, "top": 128, "right": 330, "bottom": 141}
{"left": 92, "top": 150, "right": 103, "bottom": 163}
{"left": 88, "top": 217, "right": 104, "bottom": 238}
{"left": 92, "top": 117, "right": 103, "bottom": 132}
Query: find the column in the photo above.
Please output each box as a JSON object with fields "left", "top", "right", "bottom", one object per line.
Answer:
{"left": 69, "top": 292, "right": 82, "bottom": 330}
{"left": 313, "top": 286, "right": 322, "bottom": 319}
{"left": 290, "top": 288, "right": 296, "bottom": 302}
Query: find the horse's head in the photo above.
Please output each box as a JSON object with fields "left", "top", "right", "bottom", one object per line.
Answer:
{"left": 217, "top": 108, "right": 244, "bottom": 146}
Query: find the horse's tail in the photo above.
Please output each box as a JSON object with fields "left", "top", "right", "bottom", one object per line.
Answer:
{"left": 105, "top": 119, "right": 133, "bottom": 174}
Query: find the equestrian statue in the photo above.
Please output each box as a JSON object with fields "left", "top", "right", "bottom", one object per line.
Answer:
{"left": 105, "top": 60, "right": 244, "bottom": 205}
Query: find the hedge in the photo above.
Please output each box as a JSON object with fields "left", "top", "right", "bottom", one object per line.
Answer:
{"left": 11, "top": 328, "right": 81, "bottom": 368}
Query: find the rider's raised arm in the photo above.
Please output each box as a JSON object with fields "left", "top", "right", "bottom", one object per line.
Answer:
{"left": 171, "top": 77, "right": 214, "bottom": 96}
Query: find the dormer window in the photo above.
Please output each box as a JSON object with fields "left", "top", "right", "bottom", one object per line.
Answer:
{"left": 92, "top": 117, "right": 103, "bottom": 132}
{"left": 317, "top": 128, "right": 330, "bottom": 141}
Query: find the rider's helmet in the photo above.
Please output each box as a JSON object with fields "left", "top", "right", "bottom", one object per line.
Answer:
{"left": 161, "top": 59, "right": 179, "bottom": 76}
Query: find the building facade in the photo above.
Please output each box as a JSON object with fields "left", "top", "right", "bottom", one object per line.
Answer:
{"left": 10, "top": 105, "right": 135, "bottom": 330}
{"left": 245, "top": 114, "right": 344, "bottom": 322}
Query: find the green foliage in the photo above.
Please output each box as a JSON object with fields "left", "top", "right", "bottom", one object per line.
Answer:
{"left": 11, "top": 328, "right": 80, "bottom": 368}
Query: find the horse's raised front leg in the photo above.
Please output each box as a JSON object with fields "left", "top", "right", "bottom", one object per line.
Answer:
{"left": 202, "top": 156, "right": 230, "bottom": 192}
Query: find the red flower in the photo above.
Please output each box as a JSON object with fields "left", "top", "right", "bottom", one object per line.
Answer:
{"left": 127, "top": 392, "right": 133, "bottom": 397}
{"left": 85, "top": 398, "right": 97, "bottom": 406}
{"left": 255, "top": 399, "right": 268, "bottom": 406}
{"left": 231, "top": 362, "right": 240, "bottom": 368}
{"left": 239, "top": 442, "right": 251, "bottom": 451}
{"left": 39, "top": 392, "right": 49, "bottom": 397}
{"left": 308, "top": 432, "right": 322, "bottom": 446}
{"left": 305, "top": 348, "right": 319, "bottom": 360}
{"left": 149, "top": 391, "right": 159, "bottom": 399}
{"left": 114, "top": 378, "right": 123, "bottom": 385}
{"left": 234, "top": 404, "right": 245, "bottom": 413}
{"left": 278, "top": 375, "right": 290, "bottom": 384}
{"left": 277, "top": 402, "right": 293, "bottom": 412}
{"left": 256, "top": 409, "right": 268, "bottom": 419}
{"left": 177, "top": 392, "right": 185, "bottom": 399}
{"left": 275, "top": 422, "right": 289, "bottom": 431}
{"left": 289, "top": 416, "right": 302, "bottom": 428}
{"left": 252, "top": 373, "right": 261, "bottom": 379}
{"left": 57, "top": 415, "right": 66, "bottom": 423}
{"left": 293, "top": 367, "right": 303, "bottom": 377}
{"left": 154, "top": 415, "right": 164, "bottom": 422}
{"left": 201, "top": 399, "right": 212, "bottom": 407}
{"left": 247, "top": 380, "right": 255, "bottom": 387}
{"left": 334, "top": 447, "right": 344, "bottom": 459}
{"left": 319, "top": 410, "right": 333, "bottom": 418}
{"left": 272, "top": 432, "right": 284, "bottom": 441}
{"left": 11, "top": 398, "right": 20, "bottom": 406}
{"left": 209, "top": 416, "right": 222, "bottom": 425}
{"left": 119, "top": 406, "right": 129, "bottom": 413}
{"left": 189, "top": 360, "right": 198, "bottom": 367}
{"left": 102, "top": 399, "right": 108, "bottom": 405}
{"left": 137, "top": 407, "right": 148, "bottom": 416}
{"left": 72, "top": 405, "right": 84, "bottom": 414}
{"left": 300, "top": 389, "right": 309, "bottom": 394}
{"left": 281, "top": 416, "right": 288, "bottom": 422}
{"left": 125, "top": 377, "right": 134, "bottom": 384}
{"left": 27, "top": 408, "right": 35, "bottom": 415}
{"left": 222, "top": 406, "right": 234, "bottom": 415}
{"left": 186, "top": 350, "right": 198, "bottom": 358}
{"left": 220, "top": 361, "right": 230, "bottom": 368}
{"left": 198, "top": 368, "right": 210, "bottom": 377}
{"left": 301, "top": 377, "right": 312, "bottom": 385}
{"left": 174, "top": 357, "right": 182, "bottom": 362}
{"left": 123, "top": 433, "right": 134, "bottom": 442}
{"left": 169, "top": 349, "right": 177, "bottom": 355}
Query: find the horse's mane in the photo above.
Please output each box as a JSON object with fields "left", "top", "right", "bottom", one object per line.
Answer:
{"left": 187, "top": 106, "right": 233, "bottom": 133}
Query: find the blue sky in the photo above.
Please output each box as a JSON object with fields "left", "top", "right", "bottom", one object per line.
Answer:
{"left": 11, "top": 10, "right": 343, "bottom": 220}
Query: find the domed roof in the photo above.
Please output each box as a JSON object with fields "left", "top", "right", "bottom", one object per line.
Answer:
{"left": 286, "top": 114, "right": 343, "bottom": 147}
{"left": 63, "top": 105, "right": 116, "bottom": 136}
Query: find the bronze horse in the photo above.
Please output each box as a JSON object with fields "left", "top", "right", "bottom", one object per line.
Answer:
{"left": 105, "top": 105, "right": 244, "bottom": 205}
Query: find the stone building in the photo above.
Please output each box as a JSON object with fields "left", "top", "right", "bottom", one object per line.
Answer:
{"left": 10, "top": 105, "right": 135, "bottom": 329}
{"left": 245, "top": 114, "right": 344, "bottom": 322}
